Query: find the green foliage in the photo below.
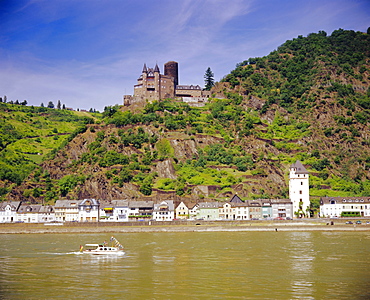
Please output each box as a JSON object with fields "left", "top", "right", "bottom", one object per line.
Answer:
{"left": 156, "top": 139, "right": 174, "bottom": 159}
{"left": 204, "top": 67, "right": 215, "bottom": 90}
{"left": 99, "top": 151, "right": 129, "bottom": 167}
{"left": 58, "top": 174, "right": 85, "bottom": 197}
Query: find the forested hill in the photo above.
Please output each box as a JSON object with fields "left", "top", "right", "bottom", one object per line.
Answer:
{"left": 2, "top": 28, "right": 370, "bottom": 211}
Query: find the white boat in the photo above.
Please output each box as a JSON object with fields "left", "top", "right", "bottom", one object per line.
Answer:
{"left": 80, "top": 236, "right": 124, "bottom": 254}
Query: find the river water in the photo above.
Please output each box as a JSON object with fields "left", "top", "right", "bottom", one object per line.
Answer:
{"left": 0, "top": 231, "right": 369, "bottom": 299}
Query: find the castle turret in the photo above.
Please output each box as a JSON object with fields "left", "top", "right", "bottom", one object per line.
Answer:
{"left": 154, "top": 63, "right": 160, "bottom": 73}
{"left": 164, "top": 61, "right": 178, "bottom": 87}
{"left": 289, "top": 160, "right": 310, "bottom": 218}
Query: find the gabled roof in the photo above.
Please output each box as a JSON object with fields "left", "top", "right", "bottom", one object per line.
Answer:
{"left": 39, "top": 206, "right": 54, "bottom": 213}
{"left": 154, "top": 200, "right": 174, "bottom": 211}
{"left": 230, "top": 194, "right": 243, "bottom": 203}
{"left": 198, "top": 202, "right": 220, "bottom": 209}
{"left": 270, "top": 199, "right": 292, "bottom": 205}
{"left": 320, "top": 197, "right": 370, "bottom": 204}
{"left": 0, "top": 201, "right": 21, "bottom": 211}
{"left": 129, "top": 201, "right": 154, "bottom": 208}
{"left": 17, "top": 204, "right": 43, "bottom": 214}
{"left": 79, "top": 198, "right": 99, "bottom": 206}
{"left": 290, "top": 160, "right": 309, "bottom": 174}
{"left": 54, "top": 200, "right": 81, "bottom": 207}
{"left": 111, "top": 200, "right": 129, "bottom": 207}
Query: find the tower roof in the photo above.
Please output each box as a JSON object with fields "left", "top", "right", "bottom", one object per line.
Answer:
{"left": 290, "top": 160, "right": 309, "bottom": 174}
{"left": 154, "top": 63, "right": 160, "bottom": 73}
{"left": 142, "top": 63, "right": 148, "bottom": 73}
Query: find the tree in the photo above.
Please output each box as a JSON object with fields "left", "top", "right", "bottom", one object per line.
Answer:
{"left": 47, "top": 101, "right": 54, "bottom": 109}
{"left": 204, "top": 67, "right": 215, "bottom": 91}
{"left": 57, "top": 100, "right": 61, "bottom": 109}
{"left": 41, "top": 103, "right": 44, "bottom": 107}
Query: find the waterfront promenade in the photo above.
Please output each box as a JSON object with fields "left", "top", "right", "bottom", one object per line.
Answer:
{"left": 1, "top": 219, "right": 369, "bottom": 234}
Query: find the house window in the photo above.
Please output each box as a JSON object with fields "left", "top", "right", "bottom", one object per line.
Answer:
{"left": 299, "top": 191, "right": 302, "bottom": 194}
{"left": 301, "top": 182, "right": 303, "bottom": 185}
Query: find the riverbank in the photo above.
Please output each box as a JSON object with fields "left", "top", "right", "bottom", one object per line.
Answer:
{"left": 1, "top": 219, "right": 370, "bottom": 234}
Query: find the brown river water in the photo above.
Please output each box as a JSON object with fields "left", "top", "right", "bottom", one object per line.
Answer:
{"left": 0, "top": 231, "right": 369, "bottom": 299}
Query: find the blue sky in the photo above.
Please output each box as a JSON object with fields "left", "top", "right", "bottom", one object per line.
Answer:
{"left": 0, "top": 0, "right": 369, "bottom": 111}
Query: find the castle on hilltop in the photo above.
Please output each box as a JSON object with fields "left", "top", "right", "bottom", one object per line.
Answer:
{"left": 124, "top": 61, "right": 211, "bottom": 105}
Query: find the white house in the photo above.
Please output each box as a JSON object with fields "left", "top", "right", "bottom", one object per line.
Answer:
{"left": 230, "top": 195, "right": 249, "bottom": 220}
{"left": 198, "top": 202, "right": 220, "bottom": 220}
{"left": 0, "top": 201, "right": 21, "bottom": 223}
{"left": 219, "top": 202, "right": 235, "bottom": 220}
{"left": 78, "top": 199, "right": 99, "bottom": 222}
{"left": 54, "top": 200, "right": 80, "bottom": 222}
{"left": 16, "top": 204, "right": 54, "bottom": 223}
{"left": 271, "top": 199, "right": 293, "bottom": 219}
{"left": 247, "top": 201, "right": 262, "bottom": 219}
{"left": 153, "top": 200, "right": 175, "bottom": 221}
{"left": 128, "top": 201, "right": 154, "bottom": 221}
{"left": 320, "top": 197, "right": 370, "bottom": 218}
{"left": 289, "top": 160, "right": 310, "bottom": 218}
{"left": 112, "top": 200, "right": 129, "bottom": 222}
{"left": 188, "top": 203, "right": 199, "bottom": 220}
{"left": 175, "top": 201, "right": 189, "bottom": 220}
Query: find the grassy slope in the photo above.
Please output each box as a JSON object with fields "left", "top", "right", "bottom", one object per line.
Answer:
{"left": 0, "top": 103, "right": 96, "bottom": 197}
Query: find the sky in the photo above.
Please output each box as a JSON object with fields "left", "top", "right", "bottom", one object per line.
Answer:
{"left": 0, "top": 0, "right": 369, "bottom": 112}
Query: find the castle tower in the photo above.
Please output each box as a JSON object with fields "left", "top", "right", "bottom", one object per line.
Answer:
{"left": 164, "top": 61, "right": 178, "bottom": 87}
{"left": 154, "top": 63, "right": 160, "bottom": 100}
{"left": 289, "top": 160, "right": 310, "bottom": 218}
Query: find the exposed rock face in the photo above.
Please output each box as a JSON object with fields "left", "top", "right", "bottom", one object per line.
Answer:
{"left": 156, "top": 159, "right": 177, "bottom": 179}
{"left": 171, "top": 139, "right": 198, "bottom": 160}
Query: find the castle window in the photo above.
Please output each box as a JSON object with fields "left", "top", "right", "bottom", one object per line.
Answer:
{"left": 298, "top": 175, "right": 300, "bottom": 177}
{"left": 301, "top": 182, "right": 303, "bottom": 185}
{"left": 299, "top": 190, "right": 302, "bottom": 194}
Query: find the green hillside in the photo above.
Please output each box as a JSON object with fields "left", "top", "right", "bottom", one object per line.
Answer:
{"left": 217, "top": 28, "right": 370, "bottom": 197}
{"left": 0, "top": 103, "right": 95, "bottom": 197}
{"left": 2, "top": 28, "right": 370, "bottom": 213}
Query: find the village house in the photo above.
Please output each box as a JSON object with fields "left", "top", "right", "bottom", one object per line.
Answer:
{"left": 198, "top": 202, "right": 220, "bottom": 220}
{"left": 16, "top": 204, "right": 55, "bottom": 223}
{"left": 188, "top": 203, "right": 199, "bottom": 220}
{"left": 99, "top": 201, "right": 114, "bottom": 221}
{"left": 153, "top": 200, "right": 175, "bottom": 221}
{"left": 271, "top": 199, "right": 293, "bottom": 219}
{"left": 247, "top": 201, "right": 262, "bottom": 219}
{"left": 230, "top": 195, "right": 249, "bottom": 220}
{"left": 54, "top": 200, "right": 80, "bottom": 222}
{"left": 175, "top": 201, "right": 189, "bottom": 220}
{"left": 219, "top": 202, "right": 235, "bottom": 220}
{"left": 128, "top": 201, "right": 154, "bottom": 221}
{"left": 0, "top": 201, "right": 21, "bottom": 223}
{"left": 320, "top": 197, "right": 370, "bottom": 218}
{"left": 78, "top": 199, "right": 99, "bottom": 222}
{"left": 111, "top": 200, "right": 129, "bottom": 222}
